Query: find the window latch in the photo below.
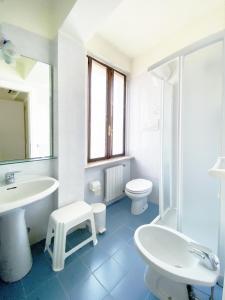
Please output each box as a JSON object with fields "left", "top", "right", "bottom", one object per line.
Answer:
{"left": 108, "top": 125, "right": 112, "bottom": 137}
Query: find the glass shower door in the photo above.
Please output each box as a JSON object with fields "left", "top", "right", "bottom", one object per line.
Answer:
{"left": 161, "top": 81, "right": 173, "bottom": 216}
{"left": 180, "top": 41, "right": 223, "bottom": 252}
{"left": 152, "top": 58, "right": 179, "bottom": 229}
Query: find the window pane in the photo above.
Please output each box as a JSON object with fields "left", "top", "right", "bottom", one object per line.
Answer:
{"left": 112, "top": 72, "right": 125, "bottom": 155}
{"left": 90, "top": 61, "right": 107, "bottom": 159}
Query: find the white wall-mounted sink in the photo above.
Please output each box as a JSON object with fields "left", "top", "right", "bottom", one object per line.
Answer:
{"left": 134, "top": 224, "right": 219, "bottom": 299}
{"left": 0, "top": 176, "right": 59, "bottom": 215}
{"left": 0, "top": 176, "right": 59, "bottom": 283}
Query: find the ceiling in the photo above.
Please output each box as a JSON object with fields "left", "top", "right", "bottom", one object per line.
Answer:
{"left": 0, "top": 0, "right": 77, "bottom": 39}
{"left": 61, "top": 0, "right": 123, "bottom": 42}
{"left": 0, "top": 0, "right": 224, "bottom": 58}
{"left": 96, "top": 0, "right": 225, "bottom": 58}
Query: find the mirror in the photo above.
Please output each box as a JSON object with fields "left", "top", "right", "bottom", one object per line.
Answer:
{"left": 0, "top": 56, "right": 53, "bottom": 163}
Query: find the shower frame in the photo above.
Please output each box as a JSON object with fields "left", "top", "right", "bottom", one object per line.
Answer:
{"left": 149, "top": 30, "right": 225, "bottom": 276}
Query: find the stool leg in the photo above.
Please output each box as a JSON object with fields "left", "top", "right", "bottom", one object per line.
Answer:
{"left": 90, "top": 215, "right": 97, "bottom": 246}
{"left": 52, "top": 224, "right": 67, "bottom": 271}
{"left": 45, "top": 218, "right": 54, "bottom": 251}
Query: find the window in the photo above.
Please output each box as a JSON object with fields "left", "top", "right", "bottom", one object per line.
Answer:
{"left": 87, "top": 56, "right": 126, "bottom": 162}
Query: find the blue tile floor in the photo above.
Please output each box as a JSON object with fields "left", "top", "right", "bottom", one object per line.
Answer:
{"left": 0, "top": 197, "right": 223, "bottom": 300}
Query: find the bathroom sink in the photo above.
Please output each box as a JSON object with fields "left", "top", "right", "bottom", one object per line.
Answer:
{"left": 134, "top": 224, "right": 220, "bottom": 286}
{"left": 0, "top": 176, "right": 59, "bottom": 214}
{"left": 0, "top": 176, "right": 58, "bottom": 283}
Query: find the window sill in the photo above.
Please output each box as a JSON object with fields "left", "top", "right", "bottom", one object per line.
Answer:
{"left": 85, "top": 156, "right": 134, "bottom": 169}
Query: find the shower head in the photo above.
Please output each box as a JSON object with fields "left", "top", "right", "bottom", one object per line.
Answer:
{"left": 151, "top": 64, "right": 172, "bottom": 81}
{"left": 150, "top": 60, "right": 178, "bottom": 83}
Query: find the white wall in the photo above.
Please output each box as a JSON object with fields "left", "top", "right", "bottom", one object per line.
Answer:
{"left": 0, "top": 24, "right": 56, "bottom": 245}
{"left": 128, "top": 72, "right": 161, "bottom": 204}
{"left": 85, "top": 160, "right": 131, "bottom": 204}
{"left": 86, "top": 34, "right": 131, "bottom": 73}
{"left": 1, "top": 23, "right": 53, "bottom": 65}
{"left": 57, "top": 30, "right": 86, "bottom": 207}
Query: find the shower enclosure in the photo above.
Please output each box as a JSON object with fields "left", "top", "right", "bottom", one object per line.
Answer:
{"left": 150, "top": 31, "right": 225, "bottom": 277}
{"left": 151, "top": 58, "right": 179, "bottom": 230}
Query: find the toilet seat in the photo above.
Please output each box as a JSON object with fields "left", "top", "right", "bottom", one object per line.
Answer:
{"left": 126, "top": 188, "right": 150, "bottom": 194}
{"left": 126, "top": 179, "right": 152, "bottom": 194}
{"left": 125, "top": 178, "right": 153, "bottom": 215}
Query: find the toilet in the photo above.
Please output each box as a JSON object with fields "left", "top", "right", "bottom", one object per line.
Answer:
{"left": 134, "top": 224, "right": 220, "bottom": 300}
{"left": 125, "top": 179, "right": 153, "bottom": 215}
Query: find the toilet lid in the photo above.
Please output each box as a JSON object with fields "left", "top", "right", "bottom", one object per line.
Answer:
{"left": 126, "top": 179, "right": 152, "bottom": 193}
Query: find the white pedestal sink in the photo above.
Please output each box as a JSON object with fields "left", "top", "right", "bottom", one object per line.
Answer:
{"left": 0, "top": 176, "right": 59, "bottom": 282}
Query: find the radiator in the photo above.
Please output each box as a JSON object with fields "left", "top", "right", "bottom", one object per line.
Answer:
{"left": 104, "top": 165, "right": 124, "bottom": 203}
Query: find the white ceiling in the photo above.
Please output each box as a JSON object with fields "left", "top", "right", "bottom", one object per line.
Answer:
{"left": 61, "top": 0, "right": 123, "bottom": 42}
{"left": 96, "top": 0, "right": 224, "bottom": 58}
{"left": 0, "top": 0, "right": 77, "bottom": 38}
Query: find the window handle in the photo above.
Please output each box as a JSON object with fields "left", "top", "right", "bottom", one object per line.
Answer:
{"left": 108, "top": 125, "right": 112, "bottom": 137}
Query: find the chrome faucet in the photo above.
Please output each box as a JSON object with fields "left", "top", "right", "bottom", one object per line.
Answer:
{"left": 5, "top": 171, "right": 20, "bottom": 185}
{"left": 188, "top": 242, "right": 219, "bottom": 271}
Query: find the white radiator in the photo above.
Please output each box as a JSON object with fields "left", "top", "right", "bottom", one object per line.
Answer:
{"left": 104, "top": 165, "right": 124, "bottom": 203}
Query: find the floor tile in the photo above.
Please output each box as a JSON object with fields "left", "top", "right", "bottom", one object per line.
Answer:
{"left": 107, "top": 202, "right": 122, "bottom": 216}
{"left": 2, "top": 199, "right": 191, "bottom": 300}
{"left": 103, "top": 294, "right": 115, "bottom": 300}
{"left": 0, "top": 279, "right": 26, "bottom": 300}
{"left": 64, "top": 226, "right": 96, "bottom": 257}
{"left": 107, "top": 198, "right": 130, "bottom": 216}
{"left": 44, "top": 245, "right": 81, "bottom": 269}
{"left": 69, "top": 274, "right": 107, "bottom": 300}
{"left": 112, "top": 242, "right": 145, "bottom": 272}
{"left": 57, "top": 257, "right": 91, "bottom": 292}
{"left": 193, "top": 288, "right": 210, "bottom": 300}
{"left": 98, "top": 232, "right": 126, "bottom": 256}
{"left": 126, "top": 203, "right": 159, "bottom": 230}
{"left": 67, "top": 228, "right": 91, "bottom": 249}
{"left": 106, "top": 213, "right": 126, "bottom": 235}
{"left": 113, "top": 225, "right": 134, "bottom": 241}
{"left": 47, "top": 236, "right": 72, "bottom": 253}
{"left": 96, "top": 230, "right": 108, "bottom": 242}
{"left": 212, "top": 284, "right": 223, "bottom": 300}
{"left": 80, "top": 244, "right": 110, "bottom": 271}
{"left": 73, "top": 241, "right": 94, "bottom": 257}
{"left": 111, "top": 270, "right": 148, "bottom": 300}
{"left": 94, "top": 257, "right": 127, "bottom": 292}
{"left": 26, "top": 277, "right": 68, "bottom": 300}
{"left": 22, "top": 243, "right": 55, "bottom": 296}
{"left": 194, "top": 285, "right": 211, "bottom": 295}
{"left": 145, "top": 292, "right": 159, "bottom": 300}
{"left": 194, "top": 284, "right": 223, "bottom": 300}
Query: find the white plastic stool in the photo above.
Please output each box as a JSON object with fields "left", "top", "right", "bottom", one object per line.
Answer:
{"left": 45, "top": 201, "right": 97, "bottom": 271}
{"left": 91, "top": 203, "right": 106, "bottom": 234}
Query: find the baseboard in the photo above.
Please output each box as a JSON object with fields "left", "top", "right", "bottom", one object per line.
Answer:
{"left": 104, "top": 193, "right": 125, "bottom": 206}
